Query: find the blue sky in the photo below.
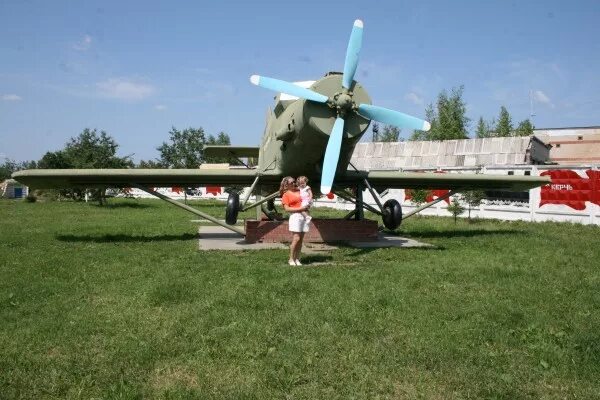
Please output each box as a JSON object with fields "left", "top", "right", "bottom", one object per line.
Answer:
{"left": 1, "top": 0, "right": 599, "bottom": 162}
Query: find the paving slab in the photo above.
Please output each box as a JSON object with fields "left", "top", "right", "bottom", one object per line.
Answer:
{"left": 198, "top": 225, "right": 431, "bottom": 251}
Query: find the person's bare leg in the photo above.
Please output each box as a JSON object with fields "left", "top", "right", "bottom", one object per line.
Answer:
{"left": 295, "top": 232, "right": 305, "bottom": 264}
{"left": 289, "top": 233, "right": 299, "bottom": 264}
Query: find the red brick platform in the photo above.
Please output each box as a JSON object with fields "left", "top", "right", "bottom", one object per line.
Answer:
{"left": 244, "top": 219, "right": 379, "bottom": 243}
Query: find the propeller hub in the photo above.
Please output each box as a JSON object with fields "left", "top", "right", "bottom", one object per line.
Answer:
{"left": 333, "top": 92, "right": 354, "bottom": 112}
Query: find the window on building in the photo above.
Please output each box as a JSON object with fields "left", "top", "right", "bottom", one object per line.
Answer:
{"left": 578, "top": 136, "right": 583, "bottom": 140}
{"left": 508, "top": 171, "right": 514, "bottom": 175}
{"left": 524, "top": 170, "right": 531, "bottom": 176}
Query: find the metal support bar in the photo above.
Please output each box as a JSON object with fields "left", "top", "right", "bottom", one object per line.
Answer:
{"left": 134, "top": 185, "right": 245, "bottom": 235}
{"left": 402, "top": 190, "right": 457, "bottom": 220}
{"left": 356, "top": 186, "right": 364, "bottom": 220}
{"left": 240, "top": 190, "right": 279, "bottom": 212}
{"left": 363, "top": 178, "right": 384, "bottom": 213}
{"left": 241, "top": 175, "right": 260, "bottom": 207}
{"left": 343, "top": 209, "right": 357, "bottom": 220}
{"left": 334, "top": 190, "right": 382, "bottom": 216}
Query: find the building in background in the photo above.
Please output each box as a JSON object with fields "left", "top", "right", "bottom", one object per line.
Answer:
{"left": 0, "top": 179, "right": 28, "bottom": 199}
{"left": 534, "top": 126, "right": 600, "bottom": 165}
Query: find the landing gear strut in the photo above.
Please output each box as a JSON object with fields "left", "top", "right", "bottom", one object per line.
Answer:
{"left": 261, "top": 199, "right": 281, "bottom": 220}
{"left": 335, "top": 180, "right": 404, "bottom": 231}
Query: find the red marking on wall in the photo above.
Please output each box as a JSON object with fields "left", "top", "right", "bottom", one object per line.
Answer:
{"left": 171, "top": 187, "right": 183, "bottom": 194}
{"left": 404, "top": 171, "right": 450, "bottom": 204}
{"left": 539, "top": 169, "right": 600, "bottom": 210}
{"left": 206, "top": 186, "right": 222, "bottom": 196}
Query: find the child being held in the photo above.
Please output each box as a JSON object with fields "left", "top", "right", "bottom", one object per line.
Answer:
{"left": 296, "top": 176, "right": 313, "bottom": 223}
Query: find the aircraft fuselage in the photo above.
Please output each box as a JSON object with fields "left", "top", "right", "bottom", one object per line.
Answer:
{"left": 257, "top": 73, "right": 372, "bottom": 193}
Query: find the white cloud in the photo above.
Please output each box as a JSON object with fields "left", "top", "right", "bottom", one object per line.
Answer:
{"left": 405, "top": 92, "right": 424, "bottom": 105}
{"left": 2, "top": 94, "right": 22, "bottom": 101}
{"left": 73, "top": 35, "right": 92, "bottom": 51}
{"left": 533, "top": 90, "right": 554, "bottom": 108}
{"left": 154, "top": 104, "right": 167, "bottom": 111}
{"left": 96, "top": 78, "right": 156, "bottom": 101}
{"left": 533, "top": 90, "right": 550, "bottom": 103}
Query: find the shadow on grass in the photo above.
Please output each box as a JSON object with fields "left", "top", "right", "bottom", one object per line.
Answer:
{"left": 301, "top": 254, "right": 334, "bottom": 264}
{"left": 403, "top": 228, "right": 523, "bottom": 239}
{"left": 93, "top": 202, "right": 154, "bottom": 209}
{"left": 346, "top": 245, "right": 445, "bottom": 257}
{"left": 56, "top": 233, "right": 197, "bottom": 243}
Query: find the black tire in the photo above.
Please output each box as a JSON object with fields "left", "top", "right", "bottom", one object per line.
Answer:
{"left": 382, "top": 199, "right": 402, "bottom": 230}
{"left": 225, "top": 192, "right": 240, "bottom": 225}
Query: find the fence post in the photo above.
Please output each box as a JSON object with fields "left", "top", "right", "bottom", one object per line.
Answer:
{"left": 530, "top": 166, "right": 539, "bottom": 222}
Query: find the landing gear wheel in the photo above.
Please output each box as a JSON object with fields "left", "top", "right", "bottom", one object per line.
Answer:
{"left": 225, "top": 192, "right": 240, "bottom": 225}
{"left": 382, "top": 199, "right": 402, "bottom": 230}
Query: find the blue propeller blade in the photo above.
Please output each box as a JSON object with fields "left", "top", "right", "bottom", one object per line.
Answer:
{"left": 357, "top": 103, "right": 431, "bottom": 131}
{"left": 320, "top": 117, "right": 345, "bottom": 195}
{"left": 250, "top": 75, "right": 328, "bottom": 103}
{"left": 342, "top": 19, "right": 364, "bottom": 89}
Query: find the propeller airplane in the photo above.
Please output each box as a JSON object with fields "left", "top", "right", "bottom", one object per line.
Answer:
{"left": 13, "top": 19, "right": 550, "bottom": 235}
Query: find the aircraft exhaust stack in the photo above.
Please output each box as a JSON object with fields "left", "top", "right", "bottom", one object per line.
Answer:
{"left": 250, "top": 19, "right": 431, "bottom": 194}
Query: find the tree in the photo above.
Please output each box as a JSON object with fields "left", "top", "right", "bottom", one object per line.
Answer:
{"left": 137, "top": 159, "right": 164, "bottom": 168}
{"left": 205, "top": 131, "right": 232, "bottom": 163}
{"left": 436, "top": 86, "right": 469, "bottom": 140}
{"left": 447, "top": 199, "right": 465, "bottom": 223}
{"left": 1, "top": 159, "right": 37, "bottom": 180}
{"left": 379, "top": 125, "right": 401, "bottom": 142}
{"left": 407, "top": 189, "right": 430, "bottom": 206}
{"left": 514, "top": 119, "right": 534, "bottom": 137}
{"left": 496, "top": 106, "right": 512, "bottom": 137}
{"left": 37, "top": 129, "right": 132, "bottom": 203}
{"left": 462, "top": 190, "right": 486, "bottom": 221}
{"left": 475, "top": 117, "right": 495, "bottom": 138}
{"left": 411, "top": 86, "right": 469, "bottom": 141}
{"left": 206, "top": 131, "right": 231, "bottom": 146}
{"left": 157, "top": 127, "right": 206, "bottom": 168}
{"left": 62, "top": 129, "right": 132, "bottom": 169}
{"left": 1, "top": 159, "right": 19, "bottom": 181}
{"left": 411, "top": 103, "right": 436, "bottom": 141}
{"left": 39, "top": 151, "right": 71, "bottom": 169}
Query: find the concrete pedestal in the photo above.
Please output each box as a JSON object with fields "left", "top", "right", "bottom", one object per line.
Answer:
{"left": 244, "top": 219, "right": 378, "bottom": 243}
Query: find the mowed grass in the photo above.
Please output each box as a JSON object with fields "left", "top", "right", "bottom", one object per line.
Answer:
{"left": 1, "top": 198, "right": 599, "bottom": 399}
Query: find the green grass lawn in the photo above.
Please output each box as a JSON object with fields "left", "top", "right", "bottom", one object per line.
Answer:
{"left": 1, "top": 198, "right": 599, "bottom": 399}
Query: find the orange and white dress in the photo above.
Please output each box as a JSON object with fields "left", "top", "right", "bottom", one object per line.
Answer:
{"left": 281, "top": 190, "right": 310, "bottom": 233}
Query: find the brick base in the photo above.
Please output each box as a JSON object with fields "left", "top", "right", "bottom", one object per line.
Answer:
{"left": 244, "top": 219, "right": 378, "bottom": 243}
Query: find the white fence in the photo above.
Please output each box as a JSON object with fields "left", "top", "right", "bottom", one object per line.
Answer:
{"left": 113, "top": 165, "right": 600, "bottom": 226}
{"left": 318, "top": 165, "right": 600, "bottom": 225}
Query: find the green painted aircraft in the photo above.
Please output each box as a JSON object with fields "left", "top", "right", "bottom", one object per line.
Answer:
{"left": 13, "top": 19, "right": 549, "bottom": 234}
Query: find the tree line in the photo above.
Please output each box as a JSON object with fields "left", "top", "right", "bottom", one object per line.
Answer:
{"left": 373, "top": 86, "right": 535, "bottom": 142}
{"left": 1, "top": 127, "right": 231, "bottom": 203}
{"left": 1, "top": 126, "right": 232, "bottom": 182}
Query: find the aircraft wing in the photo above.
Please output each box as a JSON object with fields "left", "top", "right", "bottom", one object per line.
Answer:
{"left": 337, "top": 170, "right": 550, "bottom": 191}
{"left": 13, "top": 168, "right": 550, "bottom": 192}
{"left": 12, "top": 168, "right": 270, "bottom": 189}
